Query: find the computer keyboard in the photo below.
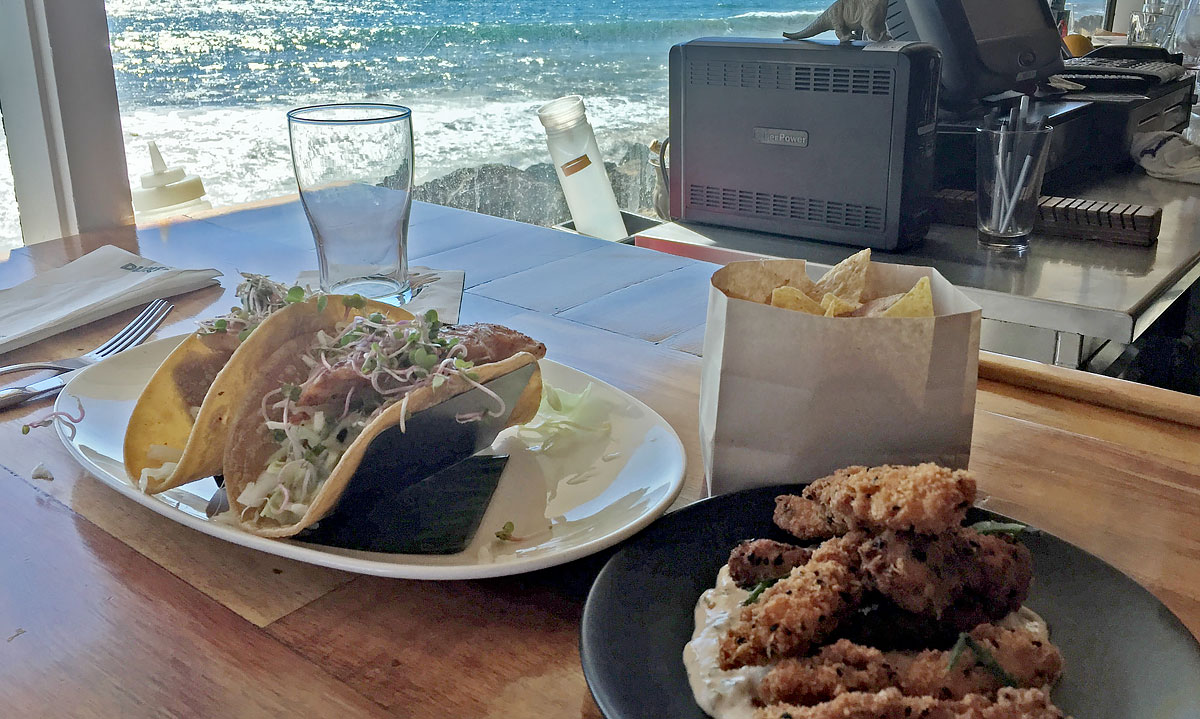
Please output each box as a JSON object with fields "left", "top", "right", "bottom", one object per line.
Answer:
{"left": 1062, "top": 56, "right": 1188, "bottom": 84}
{"left": 1057, "top": 73, "right": 1154, "bottom": 92}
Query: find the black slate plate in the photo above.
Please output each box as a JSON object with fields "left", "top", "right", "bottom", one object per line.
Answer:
{"left": 580, "top": 484, "right": 1200, "bottom": 719}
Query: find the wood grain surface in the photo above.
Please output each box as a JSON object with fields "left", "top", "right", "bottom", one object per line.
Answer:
{"left": 1, "top": 200, "right": 1197, "bottom": 718}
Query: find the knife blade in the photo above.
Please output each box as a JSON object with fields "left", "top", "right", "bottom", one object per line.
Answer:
{"left": 0, "top": 368, "right": 79, "bottom": 411}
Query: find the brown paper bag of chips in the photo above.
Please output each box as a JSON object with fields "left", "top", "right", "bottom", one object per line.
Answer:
{"left": 700, "top": 257, "right": 981, "bottom": 495}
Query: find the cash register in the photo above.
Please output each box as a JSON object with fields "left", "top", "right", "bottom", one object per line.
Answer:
{"left": 887, "top": 0, "right": 1196, "bottom": 192}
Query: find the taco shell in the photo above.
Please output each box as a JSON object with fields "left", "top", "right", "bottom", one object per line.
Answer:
{"left": 222, "top": 338, "right": 542, "bottom": 538}
{"left": 124, "top": 296, "right": 411, "bottom": 493}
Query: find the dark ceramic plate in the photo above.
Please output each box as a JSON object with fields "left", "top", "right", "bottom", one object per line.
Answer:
{"left": 580, "top": 485, "right": 1200, "bottom": 719}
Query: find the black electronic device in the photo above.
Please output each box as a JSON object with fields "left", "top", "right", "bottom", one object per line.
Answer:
{"left": 887, "top": 0, "right": 1064, "bottom": 109}
{"left": 668, "top": 38, "right": 942, "bottom": 250}
{"left": 1063, "top": 56, "right": 1188, "bottom": 84}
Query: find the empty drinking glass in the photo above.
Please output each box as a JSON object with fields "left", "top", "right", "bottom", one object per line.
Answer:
{"left": 288, "top": 103, "right": 414, "bottom": 298}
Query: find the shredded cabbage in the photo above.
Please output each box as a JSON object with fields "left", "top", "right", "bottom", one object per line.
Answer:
{"left": 242, "top": 311, "right": 512, "bottom": 525}
{"left": 517, "top": 382, "right": 613, "bottom": 456}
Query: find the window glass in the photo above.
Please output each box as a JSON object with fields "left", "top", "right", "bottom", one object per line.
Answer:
{"left": 103, "top": 0, "right": 1111, "bottom": 229}
{"left": 104, "top": 0, "right": 797, "bottom": 227}
{"left": 0, "top": 106, "right": 21, "bottom": 255}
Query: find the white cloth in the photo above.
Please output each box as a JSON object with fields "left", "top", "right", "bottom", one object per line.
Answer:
{"left": 0, "top": 245, "right": 221, "bottom": 355}
{"left": 293, "top": 267, "right": 466, "bottom": 324}
{"left": 1131, "top": 131, "right": 1200, "bottom": 183}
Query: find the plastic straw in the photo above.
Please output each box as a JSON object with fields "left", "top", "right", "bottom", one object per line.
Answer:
{"left": 999, "top": 154, "right": 1034, "bottom": 233}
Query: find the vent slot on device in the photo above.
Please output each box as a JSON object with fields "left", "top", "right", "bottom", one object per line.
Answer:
{"left": 688, "top": 184, "right": 884, "bottom": 230}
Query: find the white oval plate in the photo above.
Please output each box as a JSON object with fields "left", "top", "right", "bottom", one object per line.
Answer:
{"left": 55, "top": 336, "right": 686, "bottom": 579}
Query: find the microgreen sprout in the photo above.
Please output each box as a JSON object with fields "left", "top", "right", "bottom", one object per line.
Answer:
{"left": 742, "top": 578, "right": 780, "bottom": 606}
{"left": 284, "top": 286, "right": 306, "bottom": 304}
{"left": 495, "top": 521, "right": 517, "bottom": 541}
{"left": 316, "top": 295, "right": 328, "bottom": 313}
{"left": 946, "top": 632, "right": 1020, "bottom": 687}
{"left": 21, "top": 398, "right": 85, "bottom": 435}
{"left": 341, "top": 294, "right": 366, "bottom": 310}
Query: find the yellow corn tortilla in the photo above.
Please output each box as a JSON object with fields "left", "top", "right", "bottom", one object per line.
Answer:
{"left": 713, "top": 259, "right": 820, "bottom": 304}
{"left": 124, "top": 296, "right": 411, "bottom": 493}
{"left": 814, "top": 248, "right": 871, "bottom": 303}
{"left": 221, "top": 337, "right": 542, "bottom": 538}
{"left": 770, "top": 286, "right": 824, "bottom": 315}
{"left": 820, "top": 293, "right": 861, "bottom": 317}
{"left": 881, "top": 276, "right": 935, "bottom": 318}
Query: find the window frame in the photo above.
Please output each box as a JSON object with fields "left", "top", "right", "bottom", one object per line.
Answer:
{"left": 0, "top": 0, "right": 132, "bottom": 245}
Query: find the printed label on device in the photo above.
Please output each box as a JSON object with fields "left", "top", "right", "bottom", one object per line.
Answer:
{"left": 562, "top": 154, "right": 592, "bottom": 176}
{"left": 753, "top": 127, "right": 809, "bottom": 148}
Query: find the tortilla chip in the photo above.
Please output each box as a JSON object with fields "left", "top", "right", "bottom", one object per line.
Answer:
{"left": 850, "top": 292, "right": 905, "bottom": 317}
{"left": 771, "top": 286, "right": 824, "bottom": 315}
{"left": 821, "top": 293, "right": 861, "bottom": 317}
{"left": 881, "top": 276, "right": 935, "bottom": 318}
{"left": 815, "top": 249, "right": 871, "bottom": 303}
{"left": 714, "top": 260, "right": 819, "bottom": 304}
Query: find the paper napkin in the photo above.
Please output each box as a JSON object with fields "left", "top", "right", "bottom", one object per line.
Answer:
{"left": 293, "top": 267, "right": 466, "bottom": 324}
{"left": 0, "top": 245, "right": 222, "bottom": 355}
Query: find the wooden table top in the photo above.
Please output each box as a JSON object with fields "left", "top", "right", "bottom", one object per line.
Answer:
{"left": 1, "top": 200, "right": 1198, "bottom": 718}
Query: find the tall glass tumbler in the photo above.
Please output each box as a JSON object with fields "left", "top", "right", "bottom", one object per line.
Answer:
{"left": 976, "top": 125, "right": 1052, "bottom": 252}
{"left": 288, "top": 103, "right": 413, "bottom": 298}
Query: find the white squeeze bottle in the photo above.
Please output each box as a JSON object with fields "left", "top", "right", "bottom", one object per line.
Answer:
{"left": 537, "top": 95, "right": 627, "bottom": 241}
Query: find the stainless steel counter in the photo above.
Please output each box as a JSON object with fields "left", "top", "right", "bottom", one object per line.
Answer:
{"left": 636, "top": 169, "right": 1200, "bottom": 368}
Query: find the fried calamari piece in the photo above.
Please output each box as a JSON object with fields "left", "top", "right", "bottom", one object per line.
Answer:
{"left": 798, "top": 463, "right": 977, "bottom": 537}
{"left": 728, "top": 539, "right": 814, "bottom": 589}
{"left": 832, "top": 593, "right": 994, "bottom": 651}
{"left": 901, "top": 624, "right": 1063, "bottom": 700}
{"left": 719, "top": 533, "right": 865, "bottom": 669}
{"left": 754, "top": 687, "right": 1065, "bottom": 719}
{"left": 759, "top": 625, "right": 1064, "bottom": 706}
{"left": 774, "top": 495, "right": 848, "bottom": 541}
{"left": 859, "top": 529, "right": 1032, "bottom": 617}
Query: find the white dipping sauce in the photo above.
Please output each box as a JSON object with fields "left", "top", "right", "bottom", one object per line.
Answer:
{"left": 682, "top": 565, "right": 1052, "bottom": 719}
{"left": 682, "top": 566, "right": 770, "bottom": 719}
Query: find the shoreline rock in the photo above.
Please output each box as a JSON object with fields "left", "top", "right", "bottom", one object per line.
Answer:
{"left": 413, "top": 141, "right": 660, "bottom": 228}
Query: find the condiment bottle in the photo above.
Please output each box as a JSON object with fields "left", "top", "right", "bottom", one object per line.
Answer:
{"left": 537, "top": 95, "right": 627, "bottom": 241}
{"left": 131, "top": 142, "right": 211, "bottom": 221}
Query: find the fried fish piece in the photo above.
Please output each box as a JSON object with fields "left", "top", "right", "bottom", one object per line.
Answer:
{"left": 800, "top": 464, "right": 977, "bottom": 537}
{"left": 859, "top": 529, "right": 1032, "bottom": 618}
{"left": 774, "top": 495, "right": 849, "bottom": 541}
{"left": 719, "top": 533, "right": 865, "bottom": 669}
{"left": 754, "top": 687, "right": 1066, "bottom": 719}
{"left": 759, "top": 625, "right": 1064, "bottom": 706}
{"left": 728, "top": 539, "right": 814, "bottom": 589}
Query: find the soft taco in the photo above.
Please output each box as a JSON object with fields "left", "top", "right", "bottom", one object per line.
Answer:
{"left": 124, "top": 276, "right": 410, "bottom": 493}
{"left": 221, "top": 305, "right": 545, "bottom": 538}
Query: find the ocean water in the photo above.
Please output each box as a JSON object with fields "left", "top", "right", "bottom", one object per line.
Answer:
{"left": 0, "top": 0, "right": 1108, "bottom": 251}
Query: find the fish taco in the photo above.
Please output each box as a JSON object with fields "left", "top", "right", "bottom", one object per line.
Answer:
{"left": 221, "top": 306, "right": 546, "bottom": 537}
{"left": 124, "top": 277, "right": 410, "bottom": 493}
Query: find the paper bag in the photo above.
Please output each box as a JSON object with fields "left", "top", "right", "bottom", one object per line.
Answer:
{"left": 700, "top": 259, "right": 981, "bottom": 496}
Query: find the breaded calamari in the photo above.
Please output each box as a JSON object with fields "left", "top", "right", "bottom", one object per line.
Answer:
{"left": 806, "top": 463, "right": 976, "bottom": 535}
{"left": 859, "top": 529, "right": 1032, "bottom": 618}
{"left": 759, "top": 625, "right": 1063, "bottom": 706}
{"left": 774, "top": 495, "right": 848, "bottom": 541}
{"left": 754, "top": 687, "right": 1066, "bottom": 719}
{"left": 775, "top": 464, "right": 976, "bottom": 540}
{"left": 728, "top": 539, "right": 814, "bottom": 589}
{"left": 719, "top": 533, "right": 865, "bottom": 669}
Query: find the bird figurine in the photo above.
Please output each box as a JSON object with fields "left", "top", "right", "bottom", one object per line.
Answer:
{"left": 783, "top": 0, "right": 891, "bottom": 43}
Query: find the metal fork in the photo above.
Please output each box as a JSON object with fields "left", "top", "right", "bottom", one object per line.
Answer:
{"left": 0, "top": 299, "right": 175, "bottom": 379}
